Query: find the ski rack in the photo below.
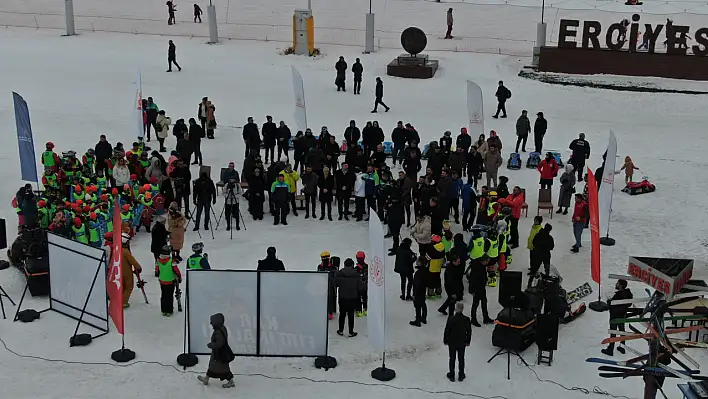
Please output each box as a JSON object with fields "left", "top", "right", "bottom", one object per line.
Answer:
{"left": 592, "top": 257, "right": 707, "bottom": 397}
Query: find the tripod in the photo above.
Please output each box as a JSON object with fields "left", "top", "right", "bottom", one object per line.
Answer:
{"left": 0, "top": 285, "right": 16, "bottom": 320}
{"left": 487, "top": 346, "right": 529, "bottom": 380}
{"left": 215, "top": 185, "right": 247, "bottom": 239}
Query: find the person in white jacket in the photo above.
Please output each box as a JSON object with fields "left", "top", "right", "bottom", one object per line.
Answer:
{"left": 411, "top": 214, "right": 432, "bottom": 255}
{"left": 113, "top": 158, "right": 131, "bottom": 189}
{"left": 156, "top": 110, "right": 172, "bottom": 152}
{"left": 354, "top": 171, "right": 366, "bottom": 221}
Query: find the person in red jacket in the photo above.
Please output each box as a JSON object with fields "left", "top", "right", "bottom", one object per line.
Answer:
{"left": 537, "top": 152, "right": 559, "bottom": 189}
{"left": 571, "top": 194, "right": 588, "bottom": 253}
{"left": 498, "top": 186, "right": 525, "bottom": 248}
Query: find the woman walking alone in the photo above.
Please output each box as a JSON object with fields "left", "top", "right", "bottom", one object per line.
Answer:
{"left": 197, "top": 313, "right": 235, "bottom": 388}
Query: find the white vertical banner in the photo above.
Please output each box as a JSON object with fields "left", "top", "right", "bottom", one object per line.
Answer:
{"left": 134, "top": 71, "right": 144, "bottom": 138}
{"left": 598, "top": 131, "right": 617, "bottom": 237}
{"left": 466, "top": 81, "right": 484, "bottom": 137}
{"left": 291, "top": 66, "right": 308, "bottom": 133}
{"left": 367, "top": 209, "right": 386, "bottom": 352}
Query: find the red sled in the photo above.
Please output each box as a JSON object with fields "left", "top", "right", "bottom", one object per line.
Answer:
{"left": 621, "top": 180, "right": 656, "bottom": 195}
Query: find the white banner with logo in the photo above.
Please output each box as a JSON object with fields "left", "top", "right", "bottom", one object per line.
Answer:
{"left": 598, "top": 131, "right": 617, "bottom": 236}
{"left": 367, "top": 209, "right": 386, "bottom": 352}
{"left": 467, "top": 81, "right": 484, "bottom": 137}
{"left": 291, "top": 66, "right": 308, "bottom": 133}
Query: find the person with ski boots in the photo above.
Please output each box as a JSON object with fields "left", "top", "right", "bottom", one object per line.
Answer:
{"left": 155, "top": 244, "right": 182, "bottom": 316}
{"left": 485, "top": 228, "right": 500, "bottom": 287}
{"left": 427, "top": 234, "right": 446, "bottom": 299}
{"left": 187, "top": 242, "right": 211, "bottom": 270}
{"left": 354, "top": 251, "right": 368, "bottom": 317}
{"left": 602, "top": 279, "right": 633, "bottom": 356}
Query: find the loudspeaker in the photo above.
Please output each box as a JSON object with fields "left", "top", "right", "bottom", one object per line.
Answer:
{"left": 499, "top": 271, "right": 523, "bottom": 308}
{"left": 536, "top": 313, "right": 559, "bottom": 351}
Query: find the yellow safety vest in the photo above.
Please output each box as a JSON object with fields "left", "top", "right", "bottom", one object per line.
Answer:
{"left": 499, "top": 232, "right": 508, "bottom": 253}
{"left": 487, "top": 201, "right": 497, "bottom": 217}
{"left": 469, "top": 236, "right": 485, "bottom": 259}
{"left": 487, "top": 235, "right": 499, "bottom": 258}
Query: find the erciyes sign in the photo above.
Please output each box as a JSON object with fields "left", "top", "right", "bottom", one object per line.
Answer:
{"left": 557, "top": 16, "right": 708, "bottom": 56}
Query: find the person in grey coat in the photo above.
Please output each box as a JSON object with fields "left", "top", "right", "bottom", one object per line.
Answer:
{"left": 197, "top": 313, "right": 235, "bottom": 388}
{"left": 515, "top": 110, "right": 531, "bottom": 153}
{"left": 557, "top": 164, "right": 576, "bottom": 214}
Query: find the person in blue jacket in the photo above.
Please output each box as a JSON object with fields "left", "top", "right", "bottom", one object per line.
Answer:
{"left": 460, "top": 180, "right": 478, "bottom": 232}
{"left": 449, "top": 170, "right": 463, "bottom": 224}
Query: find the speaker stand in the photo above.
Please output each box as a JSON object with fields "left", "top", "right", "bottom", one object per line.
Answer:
{"left": 537, "top": 348, "right": 554, "bottom": 366}
{"left": 0, "top": 284, "right": 16, "bottom": 320}
{"left": 487, "top": 347, "right": 529, "bottom": 380}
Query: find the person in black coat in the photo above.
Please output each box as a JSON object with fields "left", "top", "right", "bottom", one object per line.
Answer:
{"left": 257, "top": 247, "right": 286, "bottom": 271}
{"left": 468, "top": 256, "right": 494, "bottom": 327}
{"left": 391, "top": 238, "right": 416, "bottom": 302}
{"left": 176, "top": 136, "right": 194, "bottom": 165}
{"left": 492, "top": 80, "right": 511, "bottom": 119}
{"left": 323, "top": 136, "right": 341, "bottom": 171}
{"left": 167, "top": 40, "right": 181, "bottom": 72}
{"left": 94, "top": 135, "right": 113, "bottom": 177}
{"left": 292, "top": 131, "right": 306, "bottom": 172}
{"left": 391, "top": 121, "right": 407, "bottom": 166}
{"left": 335, "top": 56, "right": 347, "bottom": 92}
{"left": 335, "top": 163, "right": 354, "bottom": 220}
{"left": 173, "top": 118, "right": 188, "bottom": 140}
{"left": 188, "top": 118, "right": 205, "bottom": 165}
{"left": 170, "top": 159, "right": 192, "bottom": 214}
{"left": 569, "top": 133, "right": 591, "bottom": 181}
{"left": 534, "top": 112, "right": 547, "bottom": 154}
{"left": 531, "top": 223, "right": 554, "bottom": 275}
{"left": 192, "top": 172, "right": 217, "bottom": 231}
{"left": 602, "top": 279, "right": 633, "bottom": 356}
{"left": 247, "top": 168, "right": 266, "bottom": 220}
{"left": 438, "top": 253, "right": 465, "bottom": 316}
{"left": 243, "top": 117, "right": 261, "bottom": 159}
{"left": 262, "top": 116, "right": 278, "bottom": 164}
{"left": 276, "top": 121, "right": 292, "bottom": 162}
{"left": 318, "top": 167, "right": 336, "bottom": 221}
{"left": 150, "top": 216, "right": 169, "bottom": 260}
{"left": 466, "top": 146, "right": 483, "bottom": 188}
{"left": 410, "top": 258, "right": 428, "bottom": 326}
{"left": 352, "top": 58, "right": 363, "bottom": 95}
{"left": 443, "top": 301, "right": 472, "bottom": 382}
{"left": 372, "top": 77, "right": 390, "bottom": 113}
{"left": 403, "top": 143, "right": 422, "bottom": 178}
{"left": 335, "top": 258, "right": 360, "bottom": 337}
{"left": 387, "top": 196, "right": 406, "bottom": 255}
{"left": 344, "top": 120, "right": 361, "bottom": 149}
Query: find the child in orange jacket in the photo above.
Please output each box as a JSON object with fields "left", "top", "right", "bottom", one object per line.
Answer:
{"left": 620, "top": 156, "right": 639, "bottom": 183}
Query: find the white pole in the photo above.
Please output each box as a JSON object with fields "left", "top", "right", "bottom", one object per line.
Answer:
{"left": 207, "top": 5, "right": 219, "bottom": 44}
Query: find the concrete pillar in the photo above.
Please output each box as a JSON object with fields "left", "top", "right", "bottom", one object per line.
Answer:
{"left": 65, "top": 0, "right": 76, "bottom": 36}
{"left": 532, "top": 22, "right": 547, "bottom": 67}
{"left": 365, "top": 13, "right": 375, "bottom": 54}
{"left": 207, "top": 5, "right": 219, "bottom": 44}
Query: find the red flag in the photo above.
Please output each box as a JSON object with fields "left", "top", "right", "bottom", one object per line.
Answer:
{"left": 106, "top": 198, "right": 125, "bottom": 334}
{"left": 587, "top": 168, "right": 601, "bottom": 284}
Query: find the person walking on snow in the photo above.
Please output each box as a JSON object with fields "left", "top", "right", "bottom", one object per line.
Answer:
{"left": 167, "top": 1, "right": 176, "bottom": 25}
{"left": 445, "top": 8, "right": 454, "bottom": 39}
{"left": 534, "top": 112, "right": 547, "bottom": 154}
{"left": 515, "top": 110, "right": 531, "bottom": 152}
{"left": 492, "top": 81, "right": 511, "bottom": 119}
{"left": 372, "top": 77, "right": 390, "bottom": 113}
{"left": 352, "top": 58, "right": 363, "bottom": 95}
{"left": 167, "top": 40, "right": 181, "bottom": 72}
{"left": 194, "top": 3, "right": 203, "bottom": 23}
{"left": 197, "top": 313, "right": 235, "bottom": 388}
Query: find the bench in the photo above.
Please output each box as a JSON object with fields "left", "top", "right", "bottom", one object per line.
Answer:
{"left": 216, "top": 167, "right": 228, "bottom": 194}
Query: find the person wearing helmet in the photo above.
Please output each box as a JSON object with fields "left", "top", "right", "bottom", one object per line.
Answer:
{"left": 354, "top": 251, "right": 368, "bottom": 317}
{"left": 439, "top": 131, "right": 453, "bottom": 157}
{"left": 257, "top": 247, "right": 285, "bottom": 271}
{"left": 155, "top": 244, "right": 182, "bottom": 316}
{"left": 427, "top": 234, "right": 446, "bottom": 299}
{"left": 318, "top": 251, "right": 338, "bottom": 319}
{"left": 335, "top": 258, "right": 360, "bottom": 337}
{"left": 485, "top": 191, "right": 501, "bottom": 224}
{"left": 186, "top": 242, "right": 211, "bottom": 270}
{"left": 42, "top": 142, "right": 61, "bottom": 172}
{"left": 82, "top": 148, "right": 96, "bottom": 172}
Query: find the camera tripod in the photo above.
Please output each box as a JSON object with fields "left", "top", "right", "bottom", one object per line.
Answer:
{"left": 487, "top": 346, "right": 529, "bottom": 380}
{"left": 215, "top": 185, "right": 247, "bottom": 240}
{"left": 184, "top": 205, "right": 215, "bottom": 240}
{"left": 0, "top": 284, "right": 16, "bottom": 320}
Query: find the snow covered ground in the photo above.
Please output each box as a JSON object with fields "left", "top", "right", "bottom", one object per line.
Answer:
{"left": 1, "top": 24, "right": 708, "bottom": 399}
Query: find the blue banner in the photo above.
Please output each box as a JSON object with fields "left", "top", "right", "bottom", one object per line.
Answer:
{"left": 13, "top": 92, "right": 38, "bottom": 183}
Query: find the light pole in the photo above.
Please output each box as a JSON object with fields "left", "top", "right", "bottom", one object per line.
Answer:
{"left": 365, "top": 0, "right": 375, "bottom": 53}
{"left": 533, "top": 0, "right": 547, "bottom": 67}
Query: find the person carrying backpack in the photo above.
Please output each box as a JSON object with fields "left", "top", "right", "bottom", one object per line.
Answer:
{"left": 198, "top": 313, "right": 235, "bottom": 388}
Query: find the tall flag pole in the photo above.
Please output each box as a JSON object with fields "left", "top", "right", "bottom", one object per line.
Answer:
{"left": 587, "top": 169, "right": 608, "bottom": 312}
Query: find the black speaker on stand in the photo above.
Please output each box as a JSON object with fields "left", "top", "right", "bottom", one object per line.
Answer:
{"left": 499, "top": 271, "right": 523, "bottom": 308}
{"left": 536, "top": 313, "right": 559, "bottom": 366}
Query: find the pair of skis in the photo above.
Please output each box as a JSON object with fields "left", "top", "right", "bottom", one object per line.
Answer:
{"left": 601, "top": 324, "right": 703, "bottom": 344}
{"left": 136, "top": 273, "right": 149, "bottom": 304}
{"left": 175, "top": 280, "right": 183, "bottom": 312}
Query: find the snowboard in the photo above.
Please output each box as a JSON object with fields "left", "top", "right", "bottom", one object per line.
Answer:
{"left": 601, "top": 325, "right": 703, "bottom": 344}
{"left": 566, "top": 282, "right": 593, "bottom": 304}
{"left": 610, "top": 314, "right": 707, "bottom": 324}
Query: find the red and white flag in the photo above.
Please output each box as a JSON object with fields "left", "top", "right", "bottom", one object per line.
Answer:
{"left": 106, "top": 198, "right": 125, "bottom": 334}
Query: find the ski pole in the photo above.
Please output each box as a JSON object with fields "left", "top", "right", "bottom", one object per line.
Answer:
{"left": 174, "top": 279, "right": 183, "bottom": 312}
{"left": 135, "top": 272, "right": 149, "bottom": 304}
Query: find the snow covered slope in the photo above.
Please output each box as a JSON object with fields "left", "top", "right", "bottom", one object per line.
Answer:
{"left": 1, "top": 27, "right": 708, "bottom": 399}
